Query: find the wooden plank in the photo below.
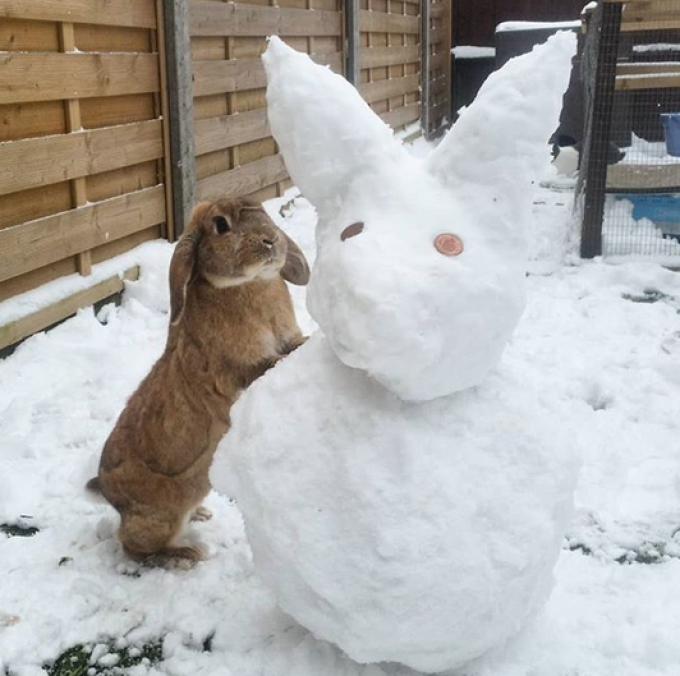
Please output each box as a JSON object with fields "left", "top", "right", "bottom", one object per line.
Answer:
{"left": 616, "top": 74, "right": 680, "bottom": 90}
{"left": 0, "top": 267, "right": 140, "bottom": 351}
{"left": 197, "top": 154, "right": 288, "bottom": 201}
{"left": 362, "top": 74, "right": 419, "bottom": 104}
{"left": 607, "top": 164, "right": 680, "bottom": 191}
{"left": 0, "top": 119, "right": 163, "bottom": 196}
{"left": 0, "top": 53, "right": 159, "bottom": 105}
{"left": 360, "top": 10, "right": 420, "bottom": 35}
{"left": 190, "top": 1, "right": 342, "bottom": 37}
{"left": 621, "top": 19, "right": 680, "bottom": 31}
{"left": 0, "top": 0, "right": 156, "bottom": 29}
{"left": 361, "top": 45, "right": 420, "bottom": 69}
{"left": 194, "top": 109, "right": 270, "bottom": 156}
{"left": 193, "top": 58, "right": 267, "bottom": 98}
{"left": 382, "top": 103, "right": 420, "bottom": 130}
{"left": 193, "top": 52, "right": 342, "bottom": 97}
{"left": 0, "top": 186, "right": 165, "bottom": 283}
{"left": 618, "top": 63, "right": 680, "bottom": 76}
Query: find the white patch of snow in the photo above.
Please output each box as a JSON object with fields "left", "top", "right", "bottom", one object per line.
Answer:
{"left": 452, "top": 46, "right": 496, "bottom": 59}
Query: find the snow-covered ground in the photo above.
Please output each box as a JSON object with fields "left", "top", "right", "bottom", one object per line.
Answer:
{"left": 2, "top": 165, "right": 680, "bottom": 674}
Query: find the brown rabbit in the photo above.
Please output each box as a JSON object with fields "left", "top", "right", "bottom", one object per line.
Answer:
{"left": 89, "top": 197, "right": 309, "bottom": 567}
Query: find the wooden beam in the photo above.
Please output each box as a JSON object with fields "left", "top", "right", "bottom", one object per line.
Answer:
{"left": 190, "top": 1, "right": 342, "bottom": 37}
{"left": 0, "top": 186, "right": 166, "bottom": 283}
{"left": 0, "top": 120, "right": 163, "bottom": 196}
{"left": 0, "top": 267, "right": 140, "bottom": 351}
{"left": 616, "top": 74, "right": 680, "bottom": 90}
{"left": 0, "top": 53, "right": 159, "bottom": 105}
{"left": 0, "top": 0, "right": 157, "bottom": 29}
{"left": 345, "top": 0, "right": 360, "bottom": 86}
{"left": 197, "top": 154, "right": 288, "bottom": 201}
{"left": 621, "top": 19, "right": 680, "bottom": 31}
{"left": 580, "top": 2, "right": 622, "bottom": 259}
{"left": 421, "top": 0, "right": 431, "bottom": 138}
{"left": 57, "top": 20, "right": 92, "bottom": 276}
{"left": 162, "top": 0, "right": 195, "bottom": 238}
{"left": 607, "top": 164, "right": 680, "bottom": 191}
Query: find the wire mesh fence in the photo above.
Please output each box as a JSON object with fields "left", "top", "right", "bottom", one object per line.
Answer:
{"left": 579, "top": 0, "right": 680, "bottom": 262}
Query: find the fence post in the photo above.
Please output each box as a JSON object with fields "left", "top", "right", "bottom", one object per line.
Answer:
{"left": 421, "top": 0, "right": 431, "bottom": 138}
{"left": 161, "top": 0, "right": 196, "bottom": 239}
{"left": 345, "top": 0, "right": 360, "bottom": 86}
{"left": 579, "top": 1, "right": 622, "bottom": 259}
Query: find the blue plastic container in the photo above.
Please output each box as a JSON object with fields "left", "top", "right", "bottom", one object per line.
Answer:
{"left": 661, "top": 113, "right": 680, "bottom": 157}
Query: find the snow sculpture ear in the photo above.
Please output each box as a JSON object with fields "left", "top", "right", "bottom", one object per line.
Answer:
{"left": 263, "top": 36, "right": 407, "bottom": 209}
{"left": 428, "top": 32, "right": 577, "bottom": 193}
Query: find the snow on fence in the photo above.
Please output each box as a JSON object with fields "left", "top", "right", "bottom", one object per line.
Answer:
{"left": 0, "top": 0, "right": 452, "bottom": 352}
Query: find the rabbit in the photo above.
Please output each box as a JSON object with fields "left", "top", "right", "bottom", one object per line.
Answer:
{"left": 88, "top": 197, "right": 310, "bottom": 567}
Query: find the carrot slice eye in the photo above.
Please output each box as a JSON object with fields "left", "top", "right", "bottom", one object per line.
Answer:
{"left": 434, "top": 233, "right": 464, "bottom": 257}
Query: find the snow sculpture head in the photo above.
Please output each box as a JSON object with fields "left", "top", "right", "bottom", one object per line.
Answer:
{"left": 264, "top": 34, "right": 575, "bottom": 401}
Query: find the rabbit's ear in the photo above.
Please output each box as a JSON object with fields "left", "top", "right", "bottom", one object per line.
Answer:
{"left": 263, "top": 37, "right": 407, "bottom": 210}
{"left": 280, "top": 233, "right": 310, "bottom": 286}
{"left": 169, "top": 232, "right": 200, "bottom": 325}
{"left": 427, "top": 32, "right": 576, "bottom": 193}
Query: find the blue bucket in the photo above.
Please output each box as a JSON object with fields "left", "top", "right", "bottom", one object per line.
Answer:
{"left": 661, "top": 113, "right": 680, "bottom": 157}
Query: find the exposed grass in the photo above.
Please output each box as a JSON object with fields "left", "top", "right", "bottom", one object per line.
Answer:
{"left": 45, "top": 642, "right": 162, "bottom": 676}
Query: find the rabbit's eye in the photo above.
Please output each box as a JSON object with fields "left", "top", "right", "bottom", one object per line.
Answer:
{"left": 214, "top": 216, "right": 230, "bottom": 235}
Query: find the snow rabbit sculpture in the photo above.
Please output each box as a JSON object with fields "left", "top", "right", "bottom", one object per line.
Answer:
{"left": 211, "top": 35, "right": 579, "bottom": 673}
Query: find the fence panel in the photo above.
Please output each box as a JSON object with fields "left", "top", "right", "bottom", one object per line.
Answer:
{"left": 190, "top": 0, "right": 344, "bottom": 204}
{"left": 360, "top": 0, "right": 422, "bottom": 132}
{"left": 0, "top": 0, "right": 171, "bottom": 312}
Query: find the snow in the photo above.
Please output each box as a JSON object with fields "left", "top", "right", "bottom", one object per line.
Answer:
{"left": 209, "top": 37, "right": 581, "bottom": 673}
{"left": 2, "top": 35, "right": 680, "bottom": 676}
{"left": 496, "top": 21, "right": 580, "bottom": 33}
{"left": 3, "top": 176, "right": 680, "bottom": 675}
{"left": 634, "top": 43, "right": 680, "bottom": 53}
{"left": 451, "top": 46, "right": 496, "bottom": 59}
{"left": 264, "top": 34, "right": 575, "bottom": 401}
{"left": 213, "top": 331, "right": 580, "bottom": 672}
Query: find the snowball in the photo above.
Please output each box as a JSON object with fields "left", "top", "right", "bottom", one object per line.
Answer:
{"left": 263, "top": 35, "right": 576, "bottom": 401}
{"left": 211, "top": 335, "right": 579, "bottom": 673}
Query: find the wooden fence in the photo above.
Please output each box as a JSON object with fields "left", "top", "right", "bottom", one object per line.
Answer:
{"left": 0, "top": 0, "right": 172, "bottom": 349}
{"left": 0, "top": 0, "right": 452, "bottom": 351}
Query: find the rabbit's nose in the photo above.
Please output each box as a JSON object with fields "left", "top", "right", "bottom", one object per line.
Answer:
{"left": 262, "top": 238, "right": 275, "bottom": 250}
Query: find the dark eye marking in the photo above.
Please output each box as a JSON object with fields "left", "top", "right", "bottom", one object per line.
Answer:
{"left": 214, "top": 216, "right": 230, "bottom": 235}
{"left": 341, "top": 222, "right": 364, "bottom": 242}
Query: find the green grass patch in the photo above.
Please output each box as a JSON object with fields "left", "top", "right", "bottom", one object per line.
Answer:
{"left": 45, "top": 642, "right": 162, "bottom": 676}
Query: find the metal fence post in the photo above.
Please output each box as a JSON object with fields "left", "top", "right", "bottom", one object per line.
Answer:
{"left": 345, "top": 0, "right": 360, "bottom": 87}
{"left": 421, "top": 0, "right": 431, "bottom": 138}
{"left": 162, "top": 0, "right": 196, "bottom": 238}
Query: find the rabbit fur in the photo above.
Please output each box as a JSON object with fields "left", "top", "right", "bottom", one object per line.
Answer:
{"left": 90, "top": 197, "right": 309, "bottom": 566}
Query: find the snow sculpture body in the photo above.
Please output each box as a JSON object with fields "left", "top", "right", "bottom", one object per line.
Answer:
{"left": 211, "top": 35, "right": 579, "bottom": 673}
